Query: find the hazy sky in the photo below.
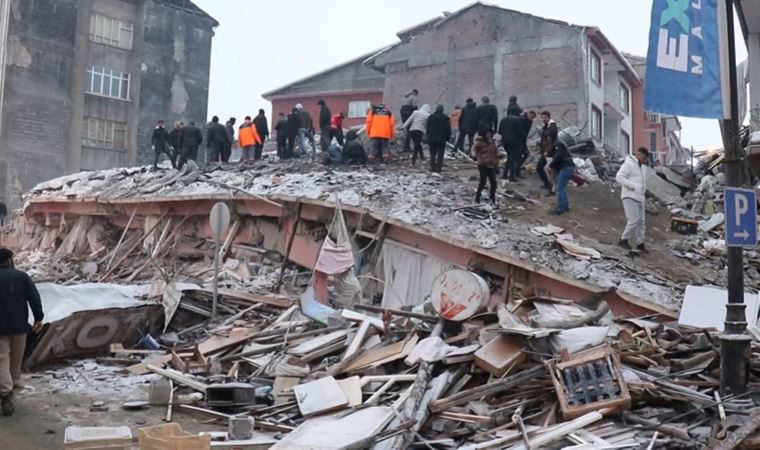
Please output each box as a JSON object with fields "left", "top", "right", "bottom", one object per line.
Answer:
{"left": 193, "top": 0, "right": 747, "bottom": 150}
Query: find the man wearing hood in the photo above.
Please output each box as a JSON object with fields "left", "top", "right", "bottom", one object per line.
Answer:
{"left": 498, "top": 106, "right": 525, "bottom": 181}
{"left": 400, "top": 89, "right": 419, "bottom": 152}
{"left": 365, "top": 104, "right": 394, "bottom": 161}
{"left": 426, "top": 105, "right": 452, "bottom": 173}
{"left": 616, "top": 147, "right": 650, "bottom": 252}
{"left": 538, "top": 111, "right": 558, "bottom": 193}
{"left": 402, "top": 104, "right": 431, "bottom": 165}
{"left": 455, "top": 98, "right": 477, "bottom": 155}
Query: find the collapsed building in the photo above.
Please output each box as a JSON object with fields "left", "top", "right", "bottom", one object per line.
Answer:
{"left": 2, "top": 147, "right": 759, "bottom": 448}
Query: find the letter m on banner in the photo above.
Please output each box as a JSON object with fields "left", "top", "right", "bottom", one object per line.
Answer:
{"left": 644, "top": 0, "right": 730, "bottom": 119}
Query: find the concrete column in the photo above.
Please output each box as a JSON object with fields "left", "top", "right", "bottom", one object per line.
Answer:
{"left": 129, "top": 0, "right": 147, "bottom": 166}
{"left": 66, "top": 0, "right": 93, "bottom": 174}
{"left": 748, "top": 33, "right": 760, "bottom": 131}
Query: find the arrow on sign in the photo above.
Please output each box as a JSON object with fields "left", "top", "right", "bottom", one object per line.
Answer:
{"left": 734, "top": 230, "right": 750, "bottom": 240}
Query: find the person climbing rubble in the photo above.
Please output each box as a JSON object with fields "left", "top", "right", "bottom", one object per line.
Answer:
{"left": 617, "top": 147, "right": 650, "bottom": 253}
{"left": 400, "top": 89, "right": 419, "bottom": 153}
{"left": 473, "top": 130, "right": 500, "bottom": 205}
{"left": 548, "top": 140, "right": 575, "bottom": 215}
{"left": 0, "top": 248, "right": 43, "bottom": 417}
{"left": 365, "top": 104, "right": 394, "bottom": 162}
{"left": 402, "top": 104, "right": 431, "bottom": 165}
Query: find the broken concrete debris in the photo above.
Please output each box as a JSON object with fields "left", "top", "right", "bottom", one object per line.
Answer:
{"left": 5, "top": 154, "right": 760, "bottom": 449}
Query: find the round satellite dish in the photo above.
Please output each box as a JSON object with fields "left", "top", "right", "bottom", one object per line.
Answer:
{"left": 430, "top": 269, "right": 490, "bottom": 321}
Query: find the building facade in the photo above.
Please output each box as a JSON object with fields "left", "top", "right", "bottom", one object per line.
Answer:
{"left": 262, "top": 53, "right": 385, "bottom": 130}
{"left": 0, "top": 0, "right": 216, "bottom": 208}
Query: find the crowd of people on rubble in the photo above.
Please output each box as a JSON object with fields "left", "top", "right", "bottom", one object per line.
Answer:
{"left": 150, "top": 89, "right": 652, "bottom": 224}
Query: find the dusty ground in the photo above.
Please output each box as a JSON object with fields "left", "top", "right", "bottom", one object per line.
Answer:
{"left": 0, "top": 361, "right": 224, "bottom": 450}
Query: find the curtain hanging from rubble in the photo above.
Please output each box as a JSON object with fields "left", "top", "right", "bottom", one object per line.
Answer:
{"left": 309, "top": 200, "right": 362, "bottom": 307}
{"left": 380, "top": 240, "right": 454, "bottom": 309}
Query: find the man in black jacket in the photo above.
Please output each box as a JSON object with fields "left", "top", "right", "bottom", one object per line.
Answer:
{"left": 317, "top": 99, "right": 332, "bottom": 152}
{"left": 475, "top": 96, "right": 498, "bottom": 137}
{"left": 222, "top": 118, "right": 236, "bottom": 163}
{"left": 538, "top": 111, "right": 559, "bottom": 192}
{"left": 168, "top": 122, "right": 183, "bottom": 160}
{"left": 286, "top": 108, "right": 300, "bottom": 158}
{"left": 151, "top": 120, "right": 175, "bottom": 169}
{"left": 498, "top": 106, "right": 524, "bottom": 181}
{"left": 400, "top": 89, "right": 419, "bottom": 152}
{"left": 548, "top": 140, "right": 576, "bottom": 215}
{"left": 274, "top": 113, "right": 288, "bottom": 159}
{"left": 455, "top": 98, "right": 477, "bottom": 155}
{"left": 206, "top": 116, "right": 230, "bottom": 164}
{"left": 0, "top": 248, "right": 43, "bottom": 416}
{"left": 253, "top": 110, "right": 269, "bottom": 160}
{"left": 426, "top": 104, "right": 452, "bottom": 173}
{"left": 178, "top": 120, "right": 203, "bottom": 169}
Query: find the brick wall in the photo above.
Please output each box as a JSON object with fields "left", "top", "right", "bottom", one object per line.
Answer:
{"left": 270, "top": 91, "right": 384, "bottom": 133}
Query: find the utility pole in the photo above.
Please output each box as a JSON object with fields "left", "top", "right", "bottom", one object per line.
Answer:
{"left": 720, "top": 0, "right": 752, "bottom": 397}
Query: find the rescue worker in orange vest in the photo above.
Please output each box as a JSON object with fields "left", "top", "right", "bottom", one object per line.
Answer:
{"left": 365, "top": 104, "right": 394, "bottom": 161}
{"left": 238, "top": 116, "right": 261, "bottom": 162}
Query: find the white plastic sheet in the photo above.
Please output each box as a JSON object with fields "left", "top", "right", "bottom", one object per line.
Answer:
{"left": 380, "top": 240, "right": 454, "bottom": 309}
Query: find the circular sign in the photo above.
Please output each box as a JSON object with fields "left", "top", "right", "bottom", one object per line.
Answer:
{"left": 210, "top": 202, "right": 231, "bottom": 238}
{"left": 430, "top": 269, "right": 490, "bottom": 321}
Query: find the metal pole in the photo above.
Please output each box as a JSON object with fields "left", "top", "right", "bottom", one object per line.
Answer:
{"left": 721, "top": 0, "right": 751, "bottom": 397}
{"left": 212, "top": 231, "right": 220, "bottom": 318}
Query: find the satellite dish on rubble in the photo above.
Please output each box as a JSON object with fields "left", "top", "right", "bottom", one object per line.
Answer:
{"left": 210, "top": 202, "right": 231, "bottom": 238}
{"left": 430, "top": 269, "right": 490, "bottom": 322}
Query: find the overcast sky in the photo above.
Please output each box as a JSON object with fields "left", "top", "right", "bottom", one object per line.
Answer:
{"left": 193, "top": 0, "right": 747, "bottom": 150}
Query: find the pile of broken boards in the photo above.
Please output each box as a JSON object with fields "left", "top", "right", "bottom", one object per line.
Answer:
{"left": 105, "top": 286, "right": 760, "bottom": 450}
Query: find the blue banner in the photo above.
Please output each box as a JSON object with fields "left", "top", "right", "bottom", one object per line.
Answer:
{"left": 644, "top": 0, "right": 726, "bottom": 119}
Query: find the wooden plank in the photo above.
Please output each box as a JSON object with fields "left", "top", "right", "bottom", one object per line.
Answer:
{"left": 337, "top": 376, "right": 362, "bottom": 407}
{"left": 474, "top": 335, "right": 525, "bottom": 377}
{"left": 195, "top": 288, "right": 293, "bottom": 308}
{"left": 105, "top": 207, "right": 137, "bottom": 271}
{"left": 294, "top": 376, "right": 349, "bottom": 417}
{"left": 219, "top": 219, "right": 241, "bottom": 262}
{"left": 273, "top": 376, "right": 301, "bottom": 405}
{"left": 343, "top": 334, "right": 419, "bottom": 373}
{"left": 146, "top": 364, "right": 207, "bottom": 392}
{"left": 343, "top": 320, "right": 372, "bottom": 361}
{"left": 276, "top": 202, "right": 303, "bottom": 291}
{"left": 198, "top": 327, "right": 259, "bottom": 355}
{"left": 289, "top": 330, "right": 350, "bottom": 356}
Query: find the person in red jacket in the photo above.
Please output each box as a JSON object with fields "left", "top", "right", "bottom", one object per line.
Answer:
{"left": 365, "top": 104, "right": 394, "bottom": 161}
{"left": 330, "top": 113, "right": 345, "bottom": 146}
{"left": 238, "top": 116, "right": 261, "bottom": 162}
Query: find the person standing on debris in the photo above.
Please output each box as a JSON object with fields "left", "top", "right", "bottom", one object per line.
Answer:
{"left": 403, "top": 104, "right": 431, "bottom": 165}
{"left": 365, "top": 104, "right": 394, "bottom": 162}
{"left": 330, "top": 112, "right": 345, "bottom": 146}
{"left": 474, "top": 130, "right": 500, "bottom": 205}
{"left": 168, "top": 122, "right": 184, "bottom": 162}
{"left": 449, "top": 105, "right": 462, "bottom": 147}
{"left": 275, "top": 113, "right": 288, "bottom": 159}
{"left": 400, "top": 89, "right": 419, "bottom": 153}
{"left": 617, "top": 147, "right": 650, "bottom": 252}
{"left": 223, "top": 118, "right": 236, "bottom": 163}
{"left": 426, "top": 105, "right": 452, "bottom": 173}
{"left": 317, "top": 100, "right": 332, "bottom": 152}
{"left": 475, "top": 96, "right": 498, "bottom": 138}
{"left": 286, "top": 108, "right": 300, "bottom": 158}
{"left": 151, "top": 120, "right": 175, "bottom": 170}
{"left": 507, "top": 95, "right": 522, "bottom": 115}
{"left": 295, "top": 104, "right": 314, "bottom": 157}
{"left": 0, "top": 248, "right": 43, "bottom": 417}
{"left": 206, "top": 116, "right": 230, "bottom": 164}
{"left": 521, "top": 111, "right": 536, "bottom": 171}
{"left": 498, "top": 105, "right": 525, "bottom": 182}
{"left": 456, "top": 98, "right": 477, "bottom": 155}
{"left": 538, "top": 111, "right": 558, "bottom": 193}
{"left": 178, "top": 120, "right": 202, "bottom": 169}
{"left": 253, "top": 110, "right": 269, "bottom": 161}
{"left": 548, "top": 140, "right": 575, "bottom": 215}
{"left": 238, "top": 116, "right": 262, "bottom": 163}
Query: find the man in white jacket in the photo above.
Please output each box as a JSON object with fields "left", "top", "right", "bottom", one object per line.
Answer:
{"left": 616, "top": 147, "right": 650, "bottom": 252}
{"left": 403, "top": 104, "right": 431, "bottom": 165}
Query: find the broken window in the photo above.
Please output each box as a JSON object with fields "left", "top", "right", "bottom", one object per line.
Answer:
{"left": 82, "top": 117, "right": 127, "bottom": 150}
{"left": 86, "top": 66, "right": 131, "bottom": 101}
{"left": 347, "top": 100, "right": 371, "bottom": 118}
{"left": 619, "top": 83, "right": 630, "bottom": 114}
{"left": 590, "top": 50, "right": 601, "bottom": 85}
{"left": 89, "top": 14, "right": 134, "bottom": 50}
{"left": 591, "top": 105, "right": 602, "bottom": 140}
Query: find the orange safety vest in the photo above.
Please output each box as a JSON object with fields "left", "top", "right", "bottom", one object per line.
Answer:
{"left": 238, "top": 123, "right": 261, "bottom": 147}
{"left": 366, "top": 107, "right": 395, "bottom": 140}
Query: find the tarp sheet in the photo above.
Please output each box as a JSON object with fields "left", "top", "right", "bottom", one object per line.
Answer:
{"left": 380, "top": 240, "right": 454, "bottom": 309}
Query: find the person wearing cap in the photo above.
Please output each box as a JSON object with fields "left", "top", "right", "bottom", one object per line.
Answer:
{"left": 0, "top": 248, "right": 43, "bottom": 416}
{"left": 617, "top": 147, "right": 650, "bottom": 252}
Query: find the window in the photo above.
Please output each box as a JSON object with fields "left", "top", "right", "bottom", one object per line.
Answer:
{"left": 86, "top": 66, "right": 131, "bottom": 100}
{"left": 649, "top": 131, "right": 658, "bottom": 154}
{"left": 89, "top": 14, "right": 134, "bottom": 49}
{"left": 348, "top": 100, "right": 371, "bottom": 118}
{"left": 621, "top": 130, "right": 630, "bottom": 154}
{"left": 82, "top": 117, "right": 127, "bottom": 149}
{"left": 647, "top": 113, "right": 660, "bottom": 124}
{"left": 591, "top": 105, "right": 602, "bottom": 140}
{"left": 590, "top": 50, "right": 602, "bottom": 85}
{"left": 619, "top": 84, "right": 630, "bottom": 114}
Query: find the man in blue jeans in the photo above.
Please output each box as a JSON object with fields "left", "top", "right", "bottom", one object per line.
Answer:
{"left": 548, "top": 141, "right": 576, "bottom": 215}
